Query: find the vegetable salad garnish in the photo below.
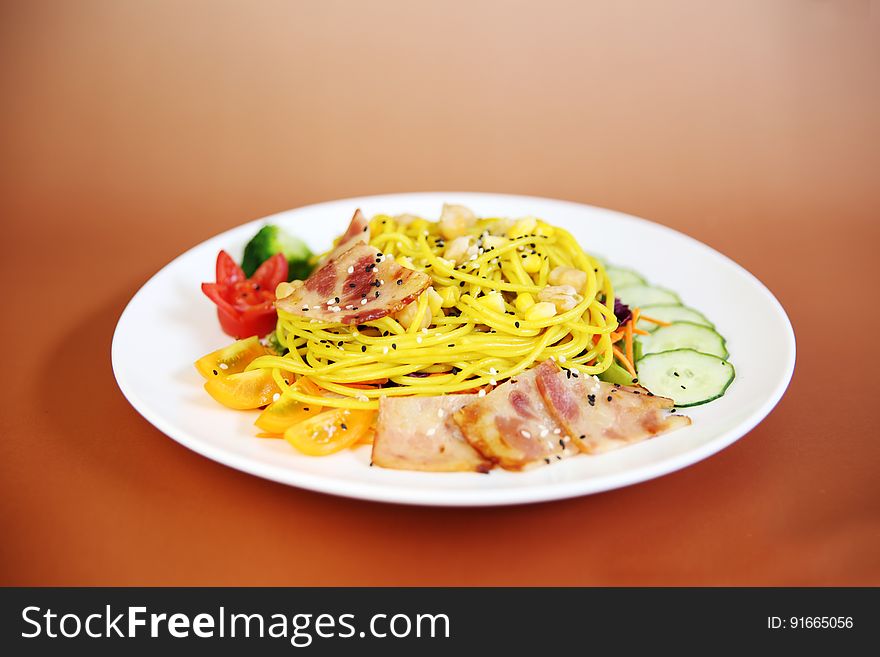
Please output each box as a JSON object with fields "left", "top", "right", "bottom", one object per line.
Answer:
{"left": 195, "top": 204, "right": 734, "bottom": 471}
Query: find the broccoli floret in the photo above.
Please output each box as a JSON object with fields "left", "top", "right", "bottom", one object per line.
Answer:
{"left": 242, "top": 225, "right": 314, "bottom": 281}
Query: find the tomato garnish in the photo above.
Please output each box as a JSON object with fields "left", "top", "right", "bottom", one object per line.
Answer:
{"left": 201, "top": 250, "right": 288, "bottom": 338}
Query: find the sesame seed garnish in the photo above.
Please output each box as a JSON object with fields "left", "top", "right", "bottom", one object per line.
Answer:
{"left": 383, "top": 347, "right": 389, "bottom": 354}
{"left": 396, "top": 279, "right": 402, "bottom": 285}
{"left": 416, "top": 336, "right": 423, "bottom": 344}
{"left": 212, "top": 369, "right": 218, "bottom": 376}
{"left": 478, "top": 389, "right": 486, "bottom": 397}
{"left": 448, "top": 344, "right": 455, "bottom": 348}
{"left": 514, "top": 321, "right": 520, "bottom": 328}
{"left": 391, "top": 343, "right": 397, "bottom": 350}
{"left": 361, "top": 299, "right": 367, "bottom": 305}
{"left": 347, "top": 266, "right": 354, "bottom": 274}
{"left": 272, "top": 393, "right": 280, "bottom": 402}
{"left": 606, "top": 395, "right": 612, "bottom": 402}
{"left": 544, "top": 458, "right": 550, "bottom": 464}
{"left": 361, "top": 345, "right": 367, "bottom": 352}
{"left": 587, "top": 394, "right": 595, "bottom": 406}
{"left": 340, "top": 423, "right": 347, "bottom": 430}
{"left": 521, "top": 430, "right": 531, "bottom": 438}
{"left": 426, "top": 427, "right": 436, "bottom": 436}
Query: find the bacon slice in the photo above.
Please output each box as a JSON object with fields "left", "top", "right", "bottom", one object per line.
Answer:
{"left": 372, "top": 395, "right": 492, "bottom": 473}
{"left": 321, "top": 208, "right": 371, "bottom": 264}
{"left": 276, "top": 243, "right": 431, "bottom": 324}
{"left": 534, "top": 360, "right": 691, "bottom": 454}
{"left": 453, "top": 369, "right": 578, "bottom": 470}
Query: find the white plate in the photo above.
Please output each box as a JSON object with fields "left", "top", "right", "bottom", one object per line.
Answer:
{"left": 112, "top": 192, "right": 795, "bottom": 506}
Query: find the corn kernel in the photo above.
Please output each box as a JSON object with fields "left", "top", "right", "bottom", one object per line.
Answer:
{"left": 482, "top": 291, "right": 506, "bottom": 314}
{"left": 482, "top": 235, "right": 507, "bottom": 250}
{"left": 525, "top": 301, "right": 557, "bottom": 322}
{"left": 515, "top": 293, "right": 536, "bottom": 313}
{"left": 534, "top": 221, "right": 555, "bottom": 237}
{"left": 521, "top": 253, "right": 542, "bottom": 273}
{"left": 437, "top": 285, "right": 460, "bottom": 308}
{"left": 507, "top": 217, "right": 537, "bottom": 239}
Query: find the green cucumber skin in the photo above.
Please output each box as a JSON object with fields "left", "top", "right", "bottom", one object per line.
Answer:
{"left": 636, "top": 349, "right": 736, "bottom": 407}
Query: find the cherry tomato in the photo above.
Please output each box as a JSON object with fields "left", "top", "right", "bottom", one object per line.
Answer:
{"left": 284, "top": 408, "right": 375, "bottom": 456}
{"left": 255, "top": 387, "right": 323, "bottom": 434}
{"left": 204, "top": 369, "right": 282, "bottom": 410}
{"left": 194, "top": 336, "right": 267, "bottom": 379}
{"left": 201, "top": 251, "right": 288, "bottom": 339}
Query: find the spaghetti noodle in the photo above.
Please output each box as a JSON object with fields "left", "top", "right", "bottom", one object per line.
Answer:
{"left": 247, "top": 208, "right": 617, "bottom": 410}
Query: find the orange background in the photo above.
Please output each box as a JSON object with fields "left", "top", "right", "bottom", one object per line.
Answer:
{"left": 1, "top": 1, "right": 878, "bottom": 585}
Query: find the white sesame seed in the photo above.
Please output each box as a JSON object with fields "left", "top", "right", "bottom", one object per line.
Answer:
{"left": 520, "top": 430, "right": 531, "bottom": 439}
{"left": 426, "top": 427, "right": 436, "bottom": 436}
{"left": 540, "top": 429, "right": 549, "bottom": 438}
{"left": 218, "top": 363, "right": 229, "bottom": 370}
{"left": 356, "top": 394, "right": 369, "bottom": 402}
{"left": 383, "top": 347, "right": 389, "bottom": 354}
{"left": 489, "top": 367, "right": 497, "bottom": 375}
{"left": 478, "top": 389, "right": 486, "bottom": 397}
{"left": 422, "top": 328, "right": 428, "bottom": 334}
{"left": 361, "top": 298, "right": 367, "bottom": 305}
{"left": 327, "top": 298, "right": 336, "bottom": 305}
{"left": 490, "top": 379, "right": 497, "bottom": 386}
{"left": 416, "top": 336, "right": 423, "bottom": 344}
{"left": 559, "top": 355, "right": 566, "bottom": 363}
{"left": 272, "top": 393, "right": 280, "bottom": 402}
{"left": 347, "top": 266, "right": 354, "bottom": 274}
{"left": 553, "top": 428, "right": 561, "bottom": 435}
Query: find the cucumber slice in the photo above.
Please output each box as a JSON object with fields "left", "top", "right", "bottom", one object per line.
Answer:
{"left": 616, "top": 284, "right": 681, "bottom": 308}
{"left": 637, "top": 304, "right": 714, "bottom": 333}
{"left": 636, "top": 349, "right": 735, "bottom": 406}
{"left": 639, "top": 322, "right": 728, "bottom": 359}
{"left": 606, "top": 266, "right": 646, "bottom": 289}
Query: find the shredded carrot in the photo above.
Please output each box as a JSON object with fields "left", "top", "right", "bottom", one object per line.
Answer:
{"left": 612, "top": 345, "right": 637, "bottom": 378}
{"left": 609, "top": 332, "right": 624, "bottom": 344}
{"left": 255, "top": 432, "right": 282, "bottom": 440}
{"left": 639, "top": 314, "right": 671, "bottom": 327}
{"left": 624, "top": 319, "right": 635, "bottom": 369}
{"left": 633, "top": 327, "right": 650, "bottom": 336}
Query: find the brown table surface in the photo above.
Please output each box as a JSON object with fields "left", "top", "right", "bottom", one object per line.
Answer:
{"left": 2, "top": 1, "right": 878, "bottom": 586}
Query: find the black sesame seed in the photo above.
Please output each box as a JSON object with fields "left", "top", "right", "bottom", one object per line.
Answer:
{"left": 375, "top": 291, "right": 380, "bottom": 298}
{"left": 515, "top": 321, "right": 520, "bottom": 328}
{"left": 397, "top": 279, "right": 402, "bottom": 285}
{"left": 392, "top": 344, "right": 397, "bottom": 350}
{"left": 559, "top": 439, "right": 564, "bottom": 448}
{"left": 361, "top": 345, "right": 367, "bottom": 352}
{"left": 544, "top": 458, "right": 551, "bottom": 464}
{"left": 673, "top": 372, "right": 679, "bottom": 377}
{"left": 607, "top": 395, "right": 612, "bottom": 402}
{"left": 647, "top": 392, "right": 654, "bottom": 396}
{"left": 340, "top": 423, "right": 347, "bottom": 430}
{"left": 448, "top": 344, "right": 454, "bottom": 348}
{"left": 212, "top": 369, "right": 218, "bottom": 376}
{"left": 680, "top": 385, "right": 687, "bottom": 389}
{"left": 613, "top": 383, "right": 620, "bottom": 388}
{"left": 587, "top": 394, "right": 595, "bottom": 406}
{"left": 459, "top": 281, "right": 465, "bottom": 287}
{"left": 349, "top": 283, "right": 355, "bottom": 288}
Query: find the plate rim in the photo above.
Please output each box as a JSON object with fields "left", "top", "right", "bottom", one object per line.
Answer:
{"left": 111, "top": 191, "right": 796, "bottom": 506}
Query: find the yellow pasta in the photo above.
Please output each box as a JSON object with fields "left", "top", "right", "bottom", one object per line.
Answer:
{"left": 247, "top": 211, "right": 617, "bottom": 410}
